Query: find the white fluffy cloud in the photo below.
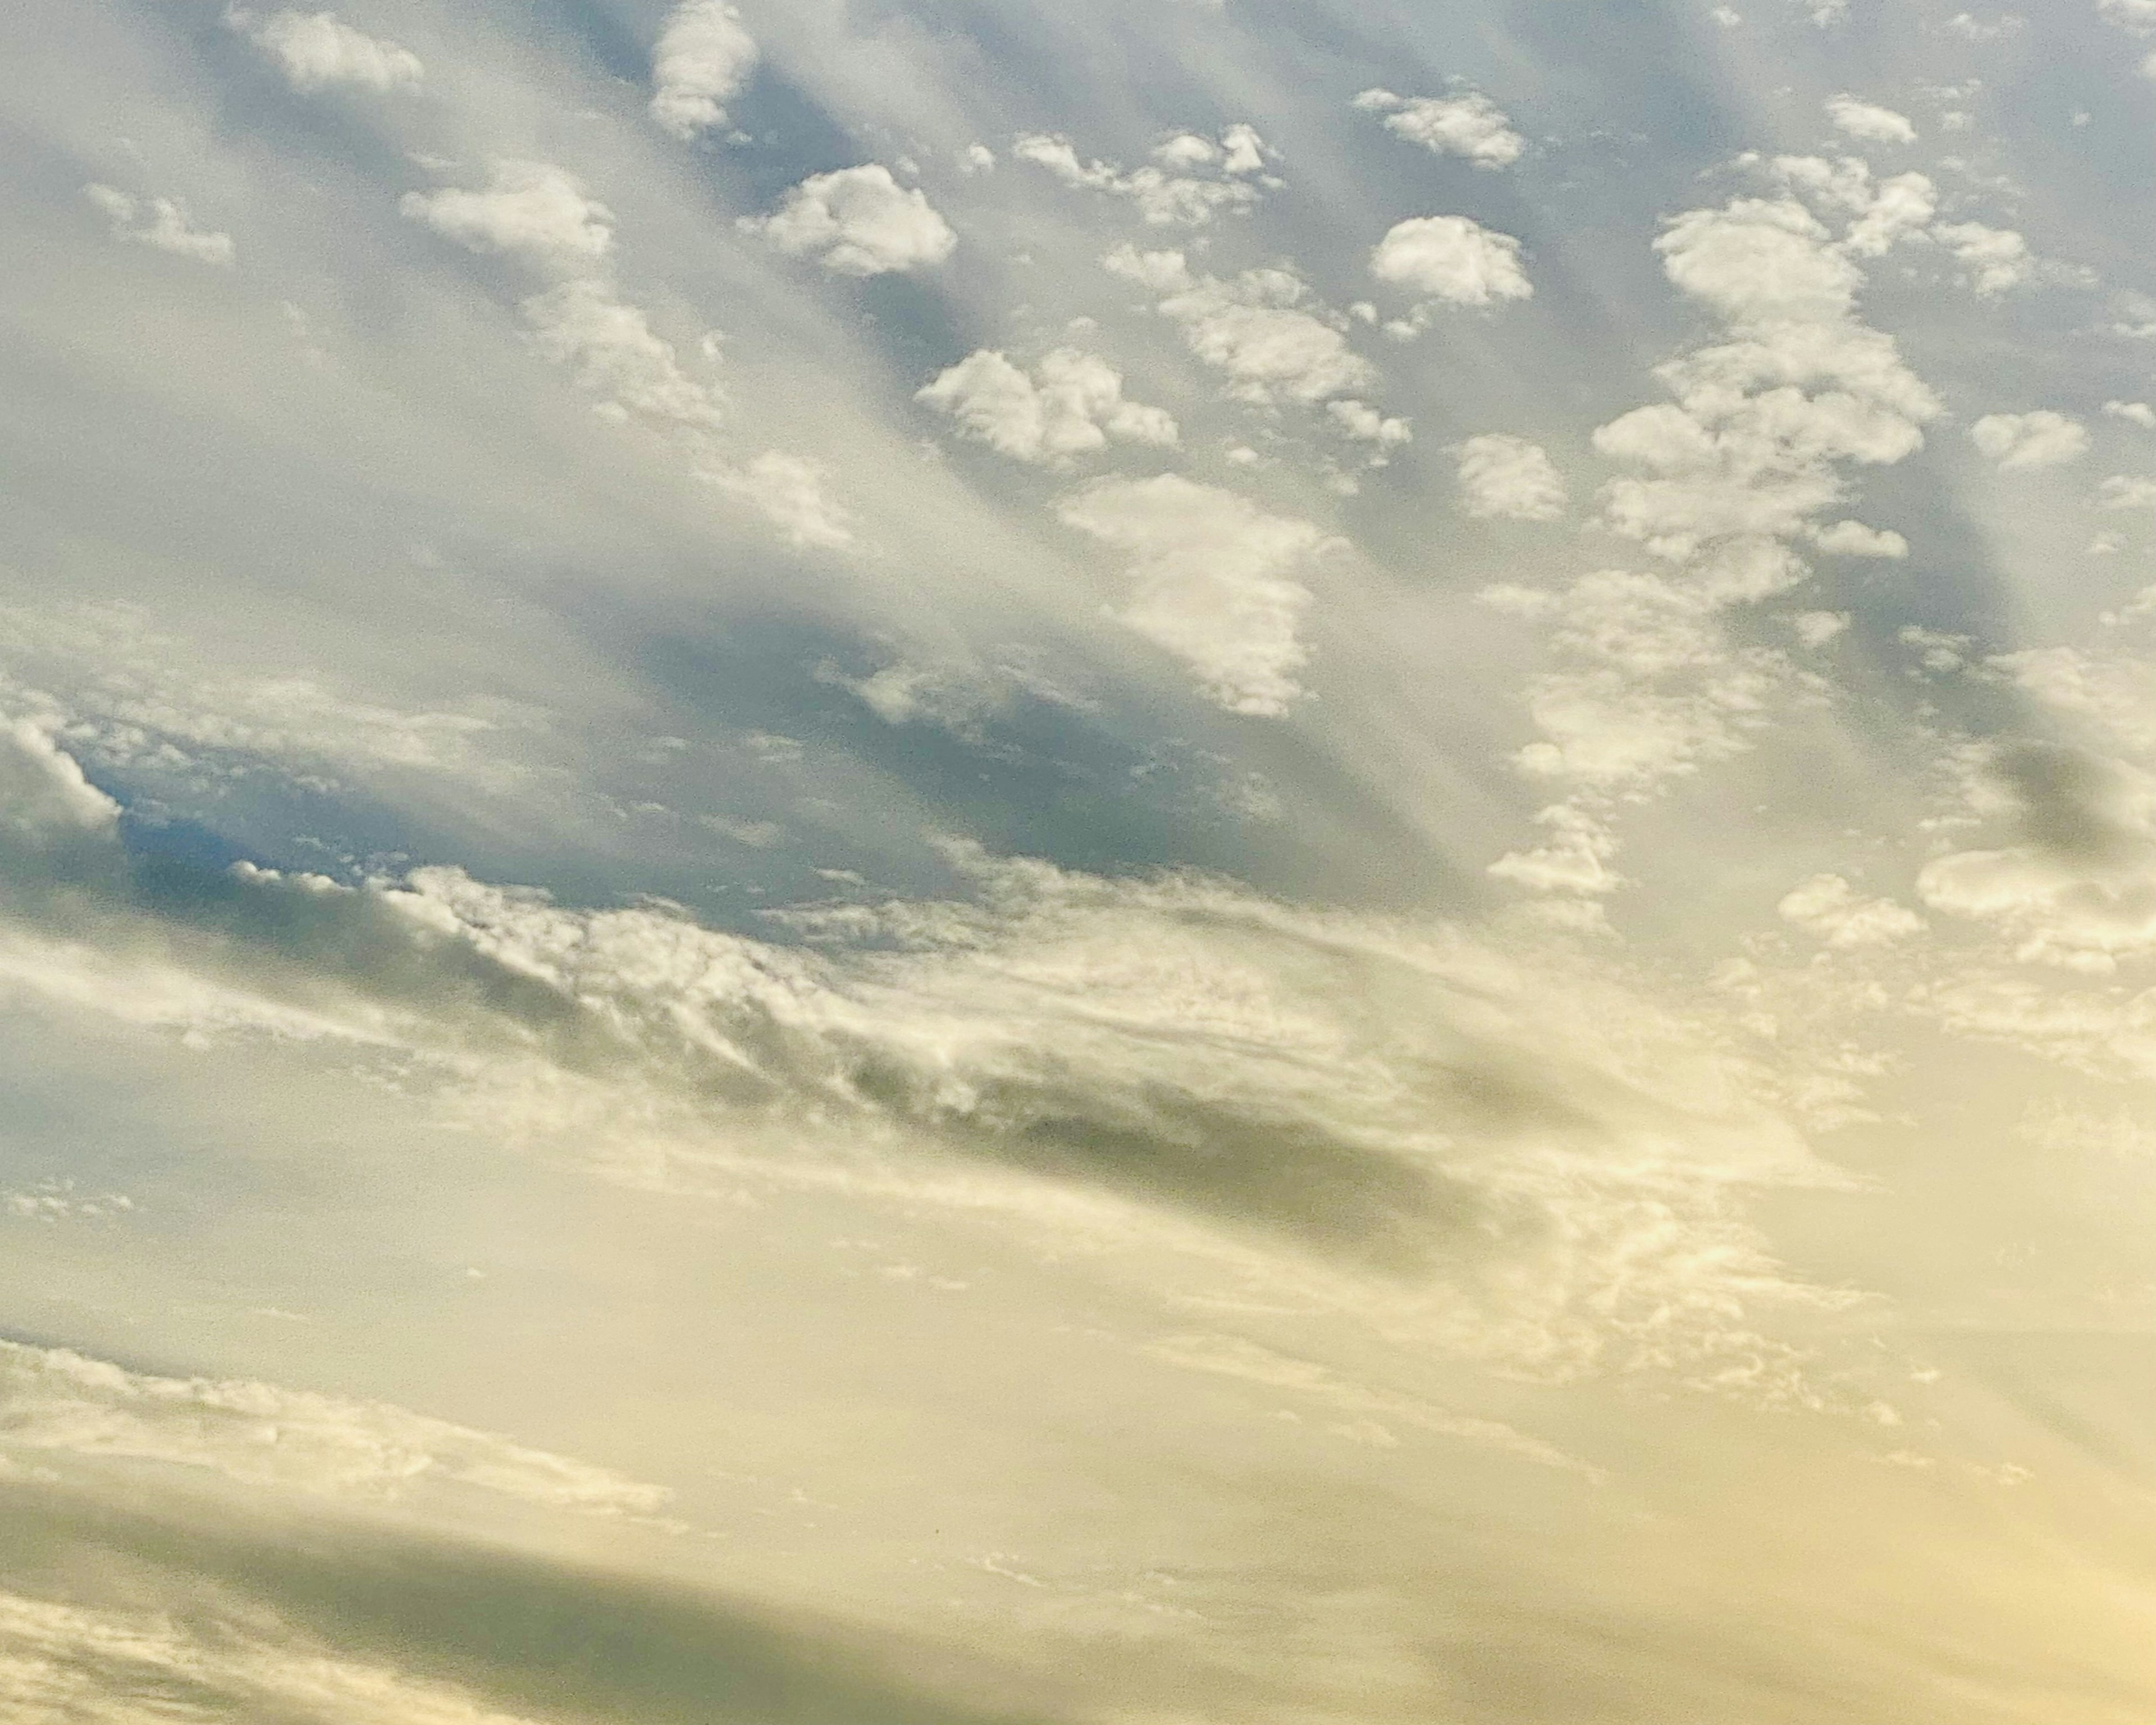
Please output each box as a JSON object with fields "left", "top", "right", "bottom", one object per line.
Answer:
{"left": 919, "top": 348, "right": 1176, "bottom": 463}
{"left": 1370, "top": 216, "right": 1532, "bottom": 312}
{"left": 83, "top": 184, "right": 234, "bottom": 266}
{"left": 648, "top": 0, "right": 758, "bottom": 140}
{"left": 2104, "top": 399, "right": 2156, "bottom": 428}
{"left": 743, "top": 164, "right": 956, "bottom": 276}
{"left": 1013, "top": 125, "right": 1272, "bottom": 225}
{"left": 401, "top": 161, "right": 614, "bottom": 271}
{"left": 1933, "top": 221, "right": 2032, "bottom": 295}
{"left": 1455, "top": 434, "right": 1567, "bottom": 519}
{"left": 1057, "top": 474, "right": 1333, "bottom": 715}
{"left": 1825, "top": 94, "right": 1917, "bottom": 144}
{"left": 1970, "top": 410, "right": 2089, "bottom": 471}
{"left": 522, "top": 279, "right": 725, "bottom": 433}
{"left": 1105, "top": 245, "right": 1376, "bottom": 405}
{"left": 1809, "top": 518, "right": 1908, "bottom": 556}
{"left": 223, "top": 6, "right": 423, "bottom": 92}
{"left": 1351, "top": 88, "right": 1524, "bottom": 166}
{"left": 1778, "top": 874, "right": 1925, "bottom": 947}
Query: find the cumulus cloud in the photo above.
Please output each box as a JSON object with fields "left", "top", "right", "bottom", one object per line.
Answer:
{"left": 83, "top": 184, "right": 234, "bottom": 266}
{"left": 1327, "top": 399, "right": 1412, "bottom": 452}
{"left": 1777, "top": 874, "right": 1925, "bottom": 947}
{"left": 1105, "top": 245, "right": 1376, "bottom": 405}
{"left": 1455, "top": 434, "right": 1567, "bottom": 519}
{"left": 1370, "top": 216, "right": 1533, "bottom": 318}
{"left": 703, "top": 450, "right": 853, "bottom": 549}
{"left": 401, "top": 161, "right": 614, "bottom": 272}
{"left": 1057, "top": 474, "right": 1332, "bottom": 715}
{"left": 1809, "top": 518, "right": 1908, "bottom": 556}
{"left": 1969, "top": 410, "right": 2089, "bottom": 470}
{"left": 0, "top": 718, "right": 121, "bottom": 841}
{"left": 1825, "top": 94, "right": 1917, "bottom": 144}
{"left": 1351, "top": 88, "right": 1524, "bottom": 167}
{"left": 2104, "top": 400, "right": 2156, "bottom": 428}
{"left": 523, "top": 279, "right": 725, "bottom": 433}
{"left": 1013, "top": 125, "right": 1273, "bottom": 225}
{"left": 648, "top": 0, "right": 757, "bottom": 139}
{"left": 1932, "top": 221, "right": 2032, "bottom": 295}
{"left": 917, "top": 348, "right": 1176, "bottom": 462}
{"left": 2099, "top": 474, "right": 2156, "bottom": 509}
{"left": 223, "top": 6, "right": 423, "bottom": 92}
{"left": 1489, "top": 186, "right": 1940, "bottom": 894}
{"left": 742, "top": 164, "right": 956, "bottom": 276}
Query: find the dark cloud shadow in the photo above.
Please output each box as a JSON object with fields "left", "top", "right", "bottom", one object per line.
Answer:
{"left": 0, "top": 1481, "right": 1076, "bottom": 1725}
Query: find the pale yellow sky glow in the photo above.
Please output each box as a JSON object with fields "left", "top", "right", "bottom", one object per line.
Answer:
{"left": 3, "top": 1, "right": 2156, "bottom": 1721}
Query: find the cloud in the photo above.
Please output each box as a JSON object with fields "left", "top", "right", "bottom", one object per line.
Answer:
{"left": 742, "top": 165, "right": 955, "bottom": 276}
{"left": 1104, "top": 245, "right": 1376, "bottom": 405}
{"left": 1488, "top": 186, "right": 1939, "bottom": 894}
{"left": 1455, "top": 434, "right": 1567, "bottom": 520}
{"left": 1969, "top": 410, "right": 2089, "bottom": 471}
{"left": 1931, "top": 221, "right": 2032, "bottom": 295}
{"left": 1351, "top": 88, "right": 1524, "bottom": 167}
{"left": 2099, "top": 474, "right": 2156, "bottom": 510}
{"left": 1326, "top": 399, "right": 1412, "bottom": 451}
{"left": 1056, "top": 475, "right": 1331, "bottom": 715}
{"left": 701, "top": 450, "right": 853, "bottom": 549}
{"left": 0, "top": 718, "right": 121, "bottom": 839}
{"left": 223, "top": 6, "right": 423, "bottom": 93}
{"left": 0, "top": 1590, "right": 565, "bottom": 1725}
{"left": 917, "top": 348, "right": 1176, "bottom": 463}
{"left": 1917, "top": 742, "right": 2156, "bottom": 971}
{"left": 2100, "top": 0, "right": 2156, "bottom": 30}
{"left": 83, "top": 184, "right": 234, "bottom": 266}
{"left": 1777, "top": 874, "right": 1925, "bottom": 947}
{"left": 1825, "top": 94, "right": 1917, "bottom": 144}
{"left": 1809, "top": 518, "right": 1907, "bottom": 556}
{"left": 2104, "top": 400, "right": 2156, "bottom": 428}
{"left": 1369, "top": 216, "right": 1532, "bottom": 312}
{"left": 401, "top": 161, "right": 614, "bottom": 272}
{"left": 648, "top": 0, "right": 758, "bottom": 140}
{"left": 0, "top": 1339, "right": 669, "bottom": 1517}
{"left": 523, "top": 279, "right": 725, "bottom": 432}
{"left": 1012, "top": 126, "right": 1273, "bottom": 225}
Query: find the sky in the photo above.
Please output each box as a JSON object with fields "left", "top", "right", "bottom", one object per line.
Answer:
{"left": 3, "top": 0, "right": 2156, "bottom": 1719}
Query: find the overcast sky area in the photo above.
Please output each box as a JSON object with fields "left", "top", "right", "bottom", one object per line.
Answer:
{"left": 6, "top": 0, "right": 2156, "bottom": 1719}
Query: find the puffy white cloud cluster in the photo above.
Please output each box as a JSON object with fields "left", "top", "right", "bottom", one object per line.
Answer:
{"left": 648, "top": 0, "right": 757, "bottom": 140}
{"left": 223, "top": 6, "right": 423, "bottom": 92}
{"left": 1454, "top": 434, "right": 1567, "bottom": 520}
{"left": 918, "top": 348, "right": 1176, "bottom": 463}
{"left": 1104, "top": 245, "right": 1377, "bottom": 405}
{"left": 1013, "top": 124, "right": 1274, "bottom": 225}
{"left": 401, "top": 160, "right": 615, "bottom": 272}
{"left": 1778, "top": 874, "right": 1925, "bottom": 947}
{"left": 1931, "top": 221, "right": 2032, "bottom": 295}
{"left": 742, "top": 163, "right": 956, "bottom": 276}
{"left": 1369, "top": 216, "right": 1532, "bottom": 330}
{"left": 83, "top": 183, "right": 234, "bottom": 266}
{"left": 405, "top": 162, "right": 848, "bottom": 545}
{"left": 1351, "top": 88, "right": 1524, "bottom": 167}
{"left": 1968, "top": 411, "right": 2088, "bottom": 471}
{"left": 1487, "top": 186, "right": 1940, "bottom": 901}
{"left": 1825, "top": 94, "right": 1917, "bottom": 144}
{"left": 1057, "top": 474, "right": 1331, "bottom": 714}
